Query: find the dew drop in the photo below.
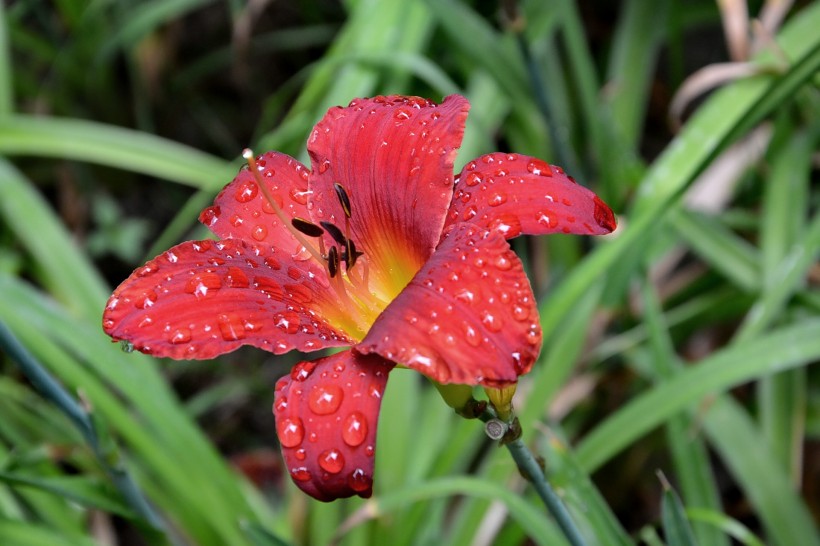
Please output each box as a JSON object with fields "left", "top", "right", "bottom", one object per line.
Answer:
{"left": 169, "top": 328, "right": 191, "bottom": 344}
{"left": 593, "top": 196, "right": 617, "bottom": 231}
{"left": 217, "top": 313, "right": 246, "bottom": 341}
{"left": 252, "top": 225, "right": 268, "bottom": 241}
{"left": 275, "top": 311, "right": 300, "bottom": 334}
{"left": 235, "top": 181, "right": 258, "bottom": 202}
{"left": 224, "top": 266, "right": 250, "bottom": 288}
{"left": 394, "top": 108, "right": 411, "bottom": 121}
{"left": 513, "top": 305, "right": 529, "bottom": 321}
{"left": 136, "top": 263, "right": 159, "bottom": 277}
{"left": 200, "top": 206, "right": 219, "bottom": 227}
{"left": 291, "top": 361, "right": 317, "bottom": 381}
{"left": 138, "top": 316, "right": 153, "bottom": 328}
{"left": 290, "top": 467, "right": 311, "bottom": 482}
{"left": 277, "top": 417, "right": 305, "bottom": 448}
{"left": 308, "top": 384, "right": 344, "bottom": 415}
{"left": 318, "top": 448, "right": 345, "bottom": 474}
{"left": 134, "top": 289, "right": 157, "bottom": 309}
{"left": 526, "top": 159, "right": 553, "bottom": 177}
{"left": 229, "top": 214, "right": 244, "bottom": 227}
{"left": 348, "top": 468, "right": 371, "bottom": 492}
{"left": 488, "top": 193, "right": 507, "bottom": 207}
{"left": 465, "top": 324, "right": 481, "bottom": 347}
{"left": 494, "top": 255, "right": 512, "bottom": 271}
{"left": 318, "top": 159, "right": 331, "bottom": 174}
{"left": 462, "top": 205, "right": 478, "bottom": 220}
{"left": 464, "top": 172, "right": 482, "bottom": 187}
{"left": 295, "top": 448, "right": 306, "bottom": 461}
{"left": 289, "top": 188, "right": 310, "bottom": 205}
{"left": 481, "top": 311, "right": 503, "bottom": 332}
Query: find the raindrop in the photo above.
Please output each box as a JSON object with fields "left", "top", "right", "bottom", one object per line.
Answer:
{"left": 277, "top": 417, "right": 305, "bottom": 448}
{"left": 348, "top": 468, "right": 371, "bottom": 492}
{"left": 454, "top": 288, "right": 475, "bottom": 304}
{"left": 464, "top": 172, "right": 482, "bottom": 187}
{"left": 252, "top": 225, "right": 268, "bottom": 241}
{"left": 289, "top": 188, "right": 310, "bottom": 205}
{"left": 200, "top": 206, "right": 219, "bottom": 227}
{"left": 217, "top": 313, "right": 246, "bottom": 341}
{"left": 308, "top": 384, "right": 344, "bottom": 415}
{"left": 134, "top": 289, "right": 157, "bottom": 309}
{"left": 138, "top": 316, "right": 153, "bottom": 328}
{"left": 526, "top": 159, "right": 553, "bottom": 177}
{"left": 513, "top": 305, "right": 529, "bottom": 321}
{"left": 462, "top": 206, "right": 478, "bottom": 220}
{"left": 488, "top": 193, "right": 507, "bottom": 207}
{"left": 136, "top": 263, "right": 159, "bottom": 277}
{"left": 169, "top": 328, "right": 192, "bottom": 344}
{"left": 465, "top": 324, "right": 481, "bottom": 347}
{"left": 318, "top": 159, "right": 331, "bottom": 174}
{"left": 264, "top": 256, "right": 282, "bottom": 270}
{"left": 275, "top": 311, "right": 300, "bottom": 334}
{"left": 229, "top": 214, "right": 244, "bottom": 227}
{"left": 290, "top": 467, "right": 311, "bottom": 482}
{"left": 291, "top": 361, "right": 317, "bottom": 381}
{"left": 235, "top": 181, "right": 258, "bottom": 202}
{"left": 318, "top": 448, "right": 345, "bottom": 474}
{"left": 481, "top": 311, "right": 503, "bottom": 332}
{"left": 394, "top": 108, "right": 412, "bottom": 121}
{"left": 224, "top": 266, "right": 250, "bottom": 288}
{"left": 295, "top": 448, "right": 306, "bottom": 461}
{"left": 493, "top": 255, "right": 512, "bottom": 271}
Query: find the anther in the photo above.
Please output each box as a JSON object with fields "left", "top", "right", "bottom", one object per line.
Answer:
{"left": 327, "top": 246, "right": 340, "bottom": 278}
{"left": 320, "top": 222, "right": 346, "bottom": 247}
{"left": 342, "top": 239, "right": 364, "bottom": 268}
{"left": 334, "top": 183, "right": 352, "bottom": 218}
{"left": 291, "top": 217, "right": 324, "bottom": 238}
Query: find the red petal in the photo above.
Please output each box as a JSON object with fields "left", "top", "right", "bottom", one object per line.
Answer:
{"left": 102, "top": 239, "right": 352, "bottom": 359}
{"left": 199, "top": 151, "right": 315, "bottom": 261}
{"left": 444, "top": 153, "right": 617, "bottom": 239}
{"left": 357, "top": 223, "right": 541, "bottom": 387}
{"left": 307, "top": 95, "right": 470, "bottom": 297}
{"left": 273, "top": 351, "right": 394, "bottom": 501}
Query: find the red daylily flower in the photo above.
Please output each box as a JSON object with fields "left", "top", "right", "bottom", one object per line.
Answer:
{"left": 103, "top": 95, "right": 616, "bottom": 502}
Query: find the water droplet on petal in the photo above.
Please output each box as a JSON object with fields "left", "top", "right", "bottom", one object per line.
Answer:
{"left": 275, "top": 311, "right": 300, "bottom": 334}
{"left": 224, "top": 266, "right": 250, "bottom": 288}
{"left": 291, "top": 361, "right": 317, "bottom": 381}
{"left": 295, "top": 448, "right": 306, "bottom": 461}
{"left": 488, "top": 193, "right": 507, "bottom": 207}
{"left": 291, "top": 467, "right": 311, "bottom": 482}
{"left": 318, "top": 448, "right": 345, "bottom": 474}
{"left": 217, "top": 313, "right": 246, "bottom": 341}
{"left": 513, "top": 305, "right": 529, "bottom": 321}
{"left": 235, "top": 181, "right": 258, "bottom": 202}
{"left": 289, "top": 188, "right": 310, "bottom": 205}
{"left": 134, "top": 289, "right": 157, "bottom": 309}
{"left": 342, "top": 411, "right": 368, "bottom": 447}
{"left": 308, "top": 384, "right": 344, "bottom": 415}
{"left": 465, "top": 323, "right": 481, "bottom": 347}
{"left": 169, "top": 328, "right": 191, "bottom": 344}
{"left": 465, "top": 172, "right": 482, "bottom": 187}
{"left": 481, "top": 311, "right": 503, "bottom": 332}
{"left": 277, "top": 417, "right": 305, "bottom": 447}
{"left": 593, "top": 196, "right": 617, "bottom": 231}
{"left": 462, "top": 205, "right": 478, "bottom": 220}
{"left": 348, "top": 468, "right": 371, "bottom": 492}
{"left": 252, "top": 225, "right": 268, "bottom": 241}
{"left": 494, "top": 255, "right": 512, "bottom": 270}
{"left": 526, "top": 159, "right": 553, "bottom": 177}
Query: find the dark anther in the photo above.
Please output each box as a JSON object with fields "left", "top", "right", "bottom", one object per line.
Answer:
{"left": 327, "top": 246, "right": 340, "bottom": 278}
{"left": 291, "top": 217, "right": 325, "bottom": 238}
{"left": 333, "top": 183, "right": 352, "bottom": 218}
{"left": 341, "top": 239, "right": 363, "bottom": 268}
{"left": 320, "top": 222, "right": 347, "bottom": 246}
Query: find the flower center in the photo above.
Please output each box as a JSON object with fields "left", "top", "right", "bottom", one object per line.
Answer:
{"left": 243, "top": 149, "right": 390, "bottom": 341}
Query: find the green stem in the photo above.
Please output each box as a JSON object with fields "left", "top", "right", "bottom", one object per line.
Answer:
{"left": 478, "top": 410, "right": 587, "bottom": 546}
{"left": 0, "top": 319, "right": 166, "bottom": 532}
{"left": 505, "top": 438, "right": 588, "bottom": 546}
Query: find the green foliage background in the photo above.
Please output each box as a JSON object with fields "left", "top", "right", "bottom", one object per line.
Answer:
{"left": 0, "top": 1, "right": 818, "bottom": 545}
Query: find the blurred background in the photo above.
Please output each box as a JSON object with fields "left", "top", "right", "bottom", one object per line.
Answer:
{"left": 0, "top": 1, "right": 818, "bottom": 545}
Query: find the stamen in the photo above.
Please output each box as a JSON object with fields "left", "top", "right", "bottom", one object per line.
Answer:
{"left": 327, "top": 246, "right": 340, "bottom": 278}
{"left": 242, "top": 149, "right": 324, "bottom": 264}
{"left": 291, "top": 217, "right": 324, "bottom": 237}
{"left": 334, "top": 182, "right": 352, "bottom": 218}
{"left": 342, "top": 239, "right": 363, "bottom": 269}
{"left": 320, "top": 221, "right": 346, "bottom": 247}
